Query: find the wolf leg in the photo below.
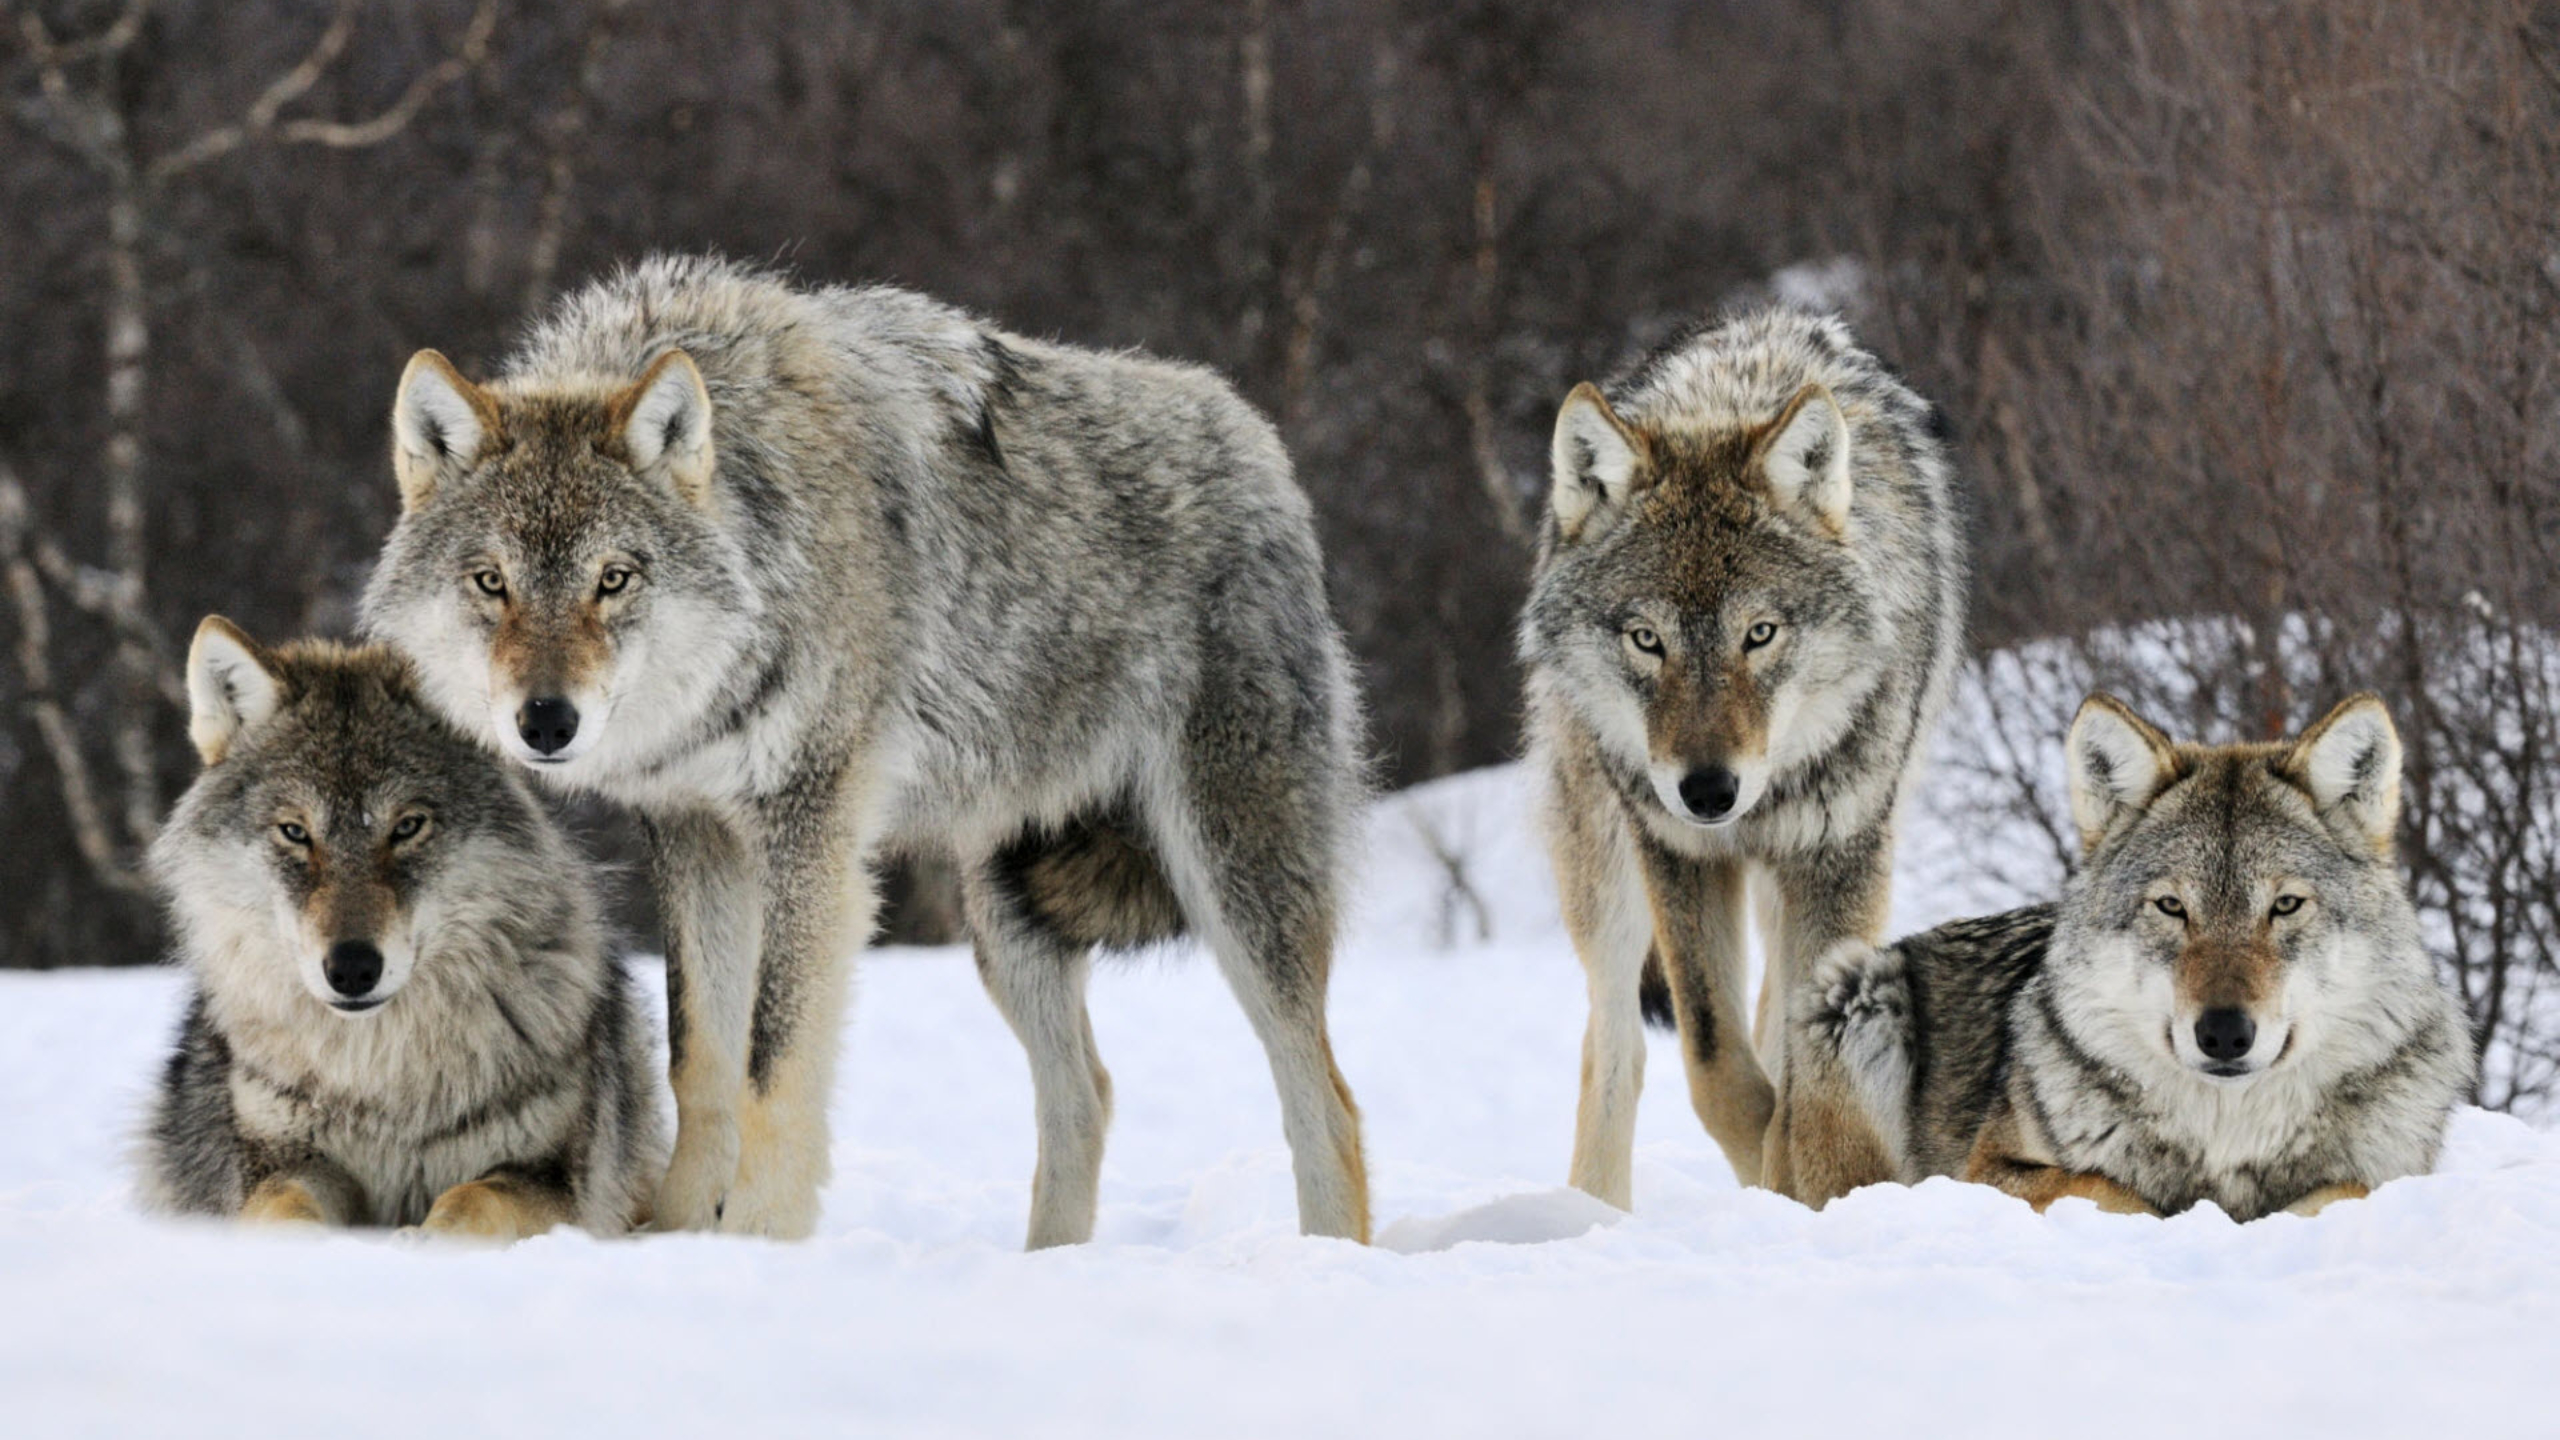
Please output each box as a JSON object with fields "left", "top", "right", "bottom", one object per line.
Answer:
{"left": 1550, "top": 783, "right": 1653, "bottom": 1210}
{"left": 1637, "top": 841, "right": 1775, "bottom": 1188}
{"left": 641, "top": 809, "right": 762, "bottom": 1233}
{"left": 416, "top": 1168, "right": 577, "bottom": 1244}
{"left": 1763, "top": 840, "right": 1898, "bottom": 1206}
{"left": 1152, "top": 761, "right": 1368, "bottom": 1242}
{"left": 964, "top": 857, "right": 1113, "bottom": 1249}
{"left": 722, "top": 772, "right": 871, "bottom": 1240}
{"left": 240, "top": 1162, "right": 368, "bottom": 1227}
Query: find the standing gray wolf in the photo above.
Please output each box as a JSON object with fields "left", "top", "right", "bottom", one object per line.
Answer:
{"left": 1794, "top": 692, "right": 2474, "bottom": 1219}
{"left": 1520, "top": 309, "right": 1965, "bottom": 1208}
{"left": 139, "top": 619, "right": 663, "bottom": 1239}
{"left": 361, "top": 255, "right": 1369, "bottom": 1245}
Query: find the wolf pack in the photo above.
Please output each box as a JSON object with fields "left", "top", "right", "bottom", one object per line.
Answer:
{"left": 135, "top": 256, "right": 2473, "bottom": 1245}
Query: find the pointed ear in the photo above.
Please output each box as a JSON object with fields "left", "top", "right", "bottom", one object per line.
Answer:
{"left": 2067, "top": 692, "right": 2180, "bottom": 854}
{"left": 1756, "top": 383, "right": 1852, "bottom": 533}
{"left": 2288, "top": 693, "right": 2402, "bottom": 854}
{"left": 391, "top": 349, "right": 498, "bottom": 513}
{"left": 186, "top": 616, "right": 283, "bottom": 766}
{"left": 610, "top": 351, "right": 716, "bottom": 507}
{"left": 1549, "top": 382, "right": 1650, "bottom": 542}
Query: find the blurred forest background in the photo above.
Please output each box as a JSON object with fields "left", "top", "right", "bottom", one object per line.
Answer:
{"left": 4, "top": 1, "right": 2556, "bottom": 1104}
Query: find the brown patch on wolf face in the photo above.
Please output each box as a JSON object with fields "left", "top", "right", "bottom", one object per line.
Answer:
{"left": 488, "top": 596, "right": 616, "bottom": 706}
{"left": 277, "top": 804, "right": 421, "bottom": 951}
{"left": 1645, "top": 647, "right": 1770, "bottom": 773}
{"left": 2171, "top": 933, "right": 2284, "bottom": 1017}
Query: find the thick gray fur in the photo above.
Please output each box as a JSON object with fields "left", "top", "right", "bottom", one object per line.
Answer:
{"left": 360, "top": 255, "right": 1370, "bottom": 1243}
{"left": 1522, "top": 308, "right": 1965, "bottom": 1206}
{"left": 140, "top": 637, "right": 662, "bottom": 1234}
{"left": 1805, "top": 726, "right": 2475, "bottom": 1220}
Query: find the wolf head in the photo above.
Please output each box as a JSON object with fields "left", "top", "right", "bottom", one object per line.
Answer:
{"left": 1521, "top": 367, "right": 1884, "bottom": 830}
{"left": 2052, "top": 691, "right": 2432, "bottom": 1085}
{"left": 151, "top": 619, "right": 566, "bottom": 1018}
{"left": 358, "top": 348, "right": 756, "bottom": 779}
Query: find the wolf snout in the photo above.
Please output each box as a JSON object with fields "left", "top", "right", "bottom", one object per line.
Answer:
{"left": 1677, "top": 765, "right": 1741, "bottom": 823}
{"left": 324, "top": 939, "right": 385, "bottom": 1000}
{"left": 516, "top": 696, "right": 581, "bottom": 757}
{"left": 2193, "top": 1007, "right": 2257, "bottom": 1068}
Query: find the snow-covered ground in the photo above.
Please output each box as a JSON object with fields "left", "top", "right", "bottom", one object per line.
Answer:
{"left": 4, "top": 765, "right": 2555, "bottom": 1437}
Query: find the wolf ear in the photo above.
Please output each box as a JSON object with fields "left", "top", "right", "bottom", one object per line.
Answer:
{"left": 612, "top": 350, "right": 716, "bottom": 507}
{"left": 187, "top": 616, "right": 283, "bottom": 766}
{"left": 392, "top": 350, "right": 498, "bottom": 513}
{"left": 1757, "top": 383, "right": 1852, "bottom": 533}
{"left": 1549, "top": 383, "right": 1649, "bottom": 542}
{"left": 2288, "top": 693, "right": 2402, "bottom": 854}
{"left": 2067, "top": 692, "right": 2179, "bottom": 854}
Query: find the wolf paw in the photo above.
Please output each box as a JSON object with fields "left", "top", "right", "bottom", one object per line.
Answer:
{"left": 2283, "top": 1181, "right": 2371, "bottom": 1217}
{"left": 712, "top": 1170, "right": 821, "bottom": 1240}
{"left": 652, "top": 1126, "right": 741, "bottom": 1233}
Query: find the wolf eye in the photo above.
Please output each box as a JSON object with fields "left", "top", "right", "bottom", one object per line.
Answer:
{"left": 389, "top": 814, "right": 427, "bottom": 843}
{"left": 1624, "top": 625, "right": 1664, "bottom": 657}
{"left": 2270, "top": 894, "right": 2305, "bottom": 918}
{"left": 2153, "top": 895, "right": 2186, "bottom": 919}
{"left": 471, "top": 569, "right": 508, "bottom": 598}
{"left": 277, "top": 821, "right": 311, "bottom": 846}
{"left": 597, "top": 565, "right": 636, "bottom": 597}
{"left": 1743, "top": 621, "right": 1779, "bottom": 651}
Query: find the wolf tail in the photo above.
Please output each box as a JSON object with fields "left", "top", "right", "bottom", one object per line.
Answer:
{"left": 1005, "top": 812, "right": 1189, "bottom": 951}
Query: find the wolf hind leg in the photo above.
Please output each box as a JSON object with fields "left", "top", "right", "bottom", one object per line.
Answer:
{"left": 1149, "top": 759, "right": 1369, "bottom": 1242}
{"left": 964, "top": 851, "right": 1115, "bottom": 1249}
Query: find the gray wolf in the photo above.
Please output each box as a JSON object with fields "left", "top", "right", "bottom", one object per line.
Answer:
{"left": 361, "top": 255, "right": 1369, "bottom": 1245}
{"left": 139, "top": 618, "right": 664, "bottom": 1239}
{"left": 1519, "top": 308, "right": 1965, "bottom": 1208}
{"left": 1795, "top": 692, "right": 2475, "bottom": 1218}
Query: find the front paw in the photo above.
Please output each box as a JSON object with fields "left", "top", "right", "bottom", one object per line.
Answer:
{"left": 652, "top": 1129, "right": 740, "bottom": 1233}
{"left": 413, "top": 1180, "right": 548, "bottom": 1245}
{"left": 2283, "top": 1181, "right": 2371, "bottom": 1218}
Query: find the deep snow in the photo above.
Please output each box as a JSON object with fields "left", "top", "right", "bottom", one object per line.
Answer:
{"left": 3, "top": 764, "right": 2554, "bottom": 1437}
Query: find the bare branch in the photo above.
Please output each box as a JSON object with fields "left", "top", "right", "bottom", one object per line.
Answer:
{"left": 145, "top": 0, "right": 496, "bottom": 182}
{"left": 0, "top": 462, "right": 148, "bottom": 896}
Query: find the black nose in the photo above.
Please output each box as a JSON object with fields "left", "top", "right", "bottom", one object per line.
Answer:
{"left": 323, "top": 940, "right": 384, "bottom": 998}
{"left": 516, "top": 696, "right": 580, "bottom": 755}
{"left": 1677, "top": 765, "right": 1741, "bottom": 822}
{"left": 2194, "top": 1007, "right": 2257, "bottom": 1062}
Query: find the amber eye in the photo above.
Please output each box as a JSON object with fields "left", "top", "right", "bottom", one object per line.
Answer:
{"left": 2270, "top": 894, "right": 2305, "bottom": 918}
{"left": 1743, "top": 620, "right": 1779, "bottom": 651}
{"left": 471, "top": 569, "right": 508, "bottom": 598}
{"left": 597, "top": 564, "right": 636, "bottom": 597}
{"left": 278, "top": 821, "right": 311, "bottom": 846}
{"left": 390, "top": 814, "right": 427, "bottom": 843}
{"left": 2153, "top": 895, "right": 2186, "bottom": 919}
{"left": 1625, "top": 625, "right": 1665, "bottom": 657}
